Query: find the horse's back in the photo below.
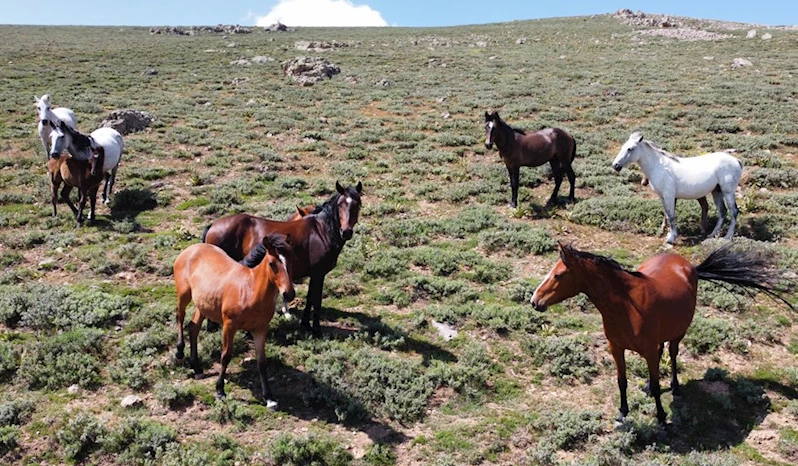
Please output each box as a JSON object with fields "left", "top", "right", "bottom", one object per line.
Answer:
{"left": 52, "top": 107, "right": 77, "bottom": 127}
{"left": 636, "top": 254, "right": 698, "bottom": 333}
{"left": 521, "top": 127, "right": 575, "bottom": 163}
{"left": 90, "top": 127, "right": 123, "bottom": 171}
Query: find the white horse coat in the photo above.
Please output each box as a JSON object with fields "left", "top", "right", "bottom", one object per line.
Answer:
{"left": 35, "top": 95, "right": 77, "bottom": 159}
{"left": 612, "top": 132, "right": 743, "bottom": 244}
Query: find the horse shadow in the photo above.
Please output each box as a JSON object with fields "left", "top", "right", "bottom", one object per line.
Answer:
{"left": 100, "top": 187, "right": 158, "bottom": 232}
{"left": 662, "top": 368, "right": 777, "bottom": 453}
{"left": 269, "top": 305, "right": 457, "bottom": 365}
{"left": 230, "top": 357, "right": 410, "bottom": 446}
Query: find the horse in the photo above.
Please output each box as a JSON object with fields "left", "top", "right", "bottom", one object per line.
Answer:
{"left": 202, "top": 182, "right": 362, "bottom": 336}
{"left": 484, "top": 111, "right": 577, "bottom": 208}
{"left": 35, "top": 94, "right": 77, "bottom": 160}
{"left": 642, "top": 177, "right": 710, "bottom": 236}
{"left": 287, "top": 204, "right": 315, "bottom": 222}
{"left": 47, "top": 145, "right": 106, "bottom": 225}
{"left": 49, "top": 120, "right": 124, "bottom": 206}
{"left": 612, "top": 132, "right": 743, "bottom": 244}
{"left": 530, "top": 242, "right": 792, "bottom": 423}
{"left": 173, "top": 233, "right": 295, "bottom": 406}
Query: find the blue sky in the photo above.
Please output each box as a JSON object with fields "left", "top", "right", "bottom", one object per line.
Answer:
{"left": 2, "top": 0, "right": 796, "bottom": 27}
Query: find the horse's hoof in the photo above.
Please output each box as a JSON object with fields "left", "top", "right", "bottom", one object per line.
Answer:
{"left": 214, "top": 391, "right": 226, "bottom": 400}
{"left": 508, "top": 202, "right": 517, "bottom": 209}
{"left": 175, "top": 350, "right": 184, "bottom": 360}
{"left": 265, "top": 399, "right": 278, "bottom": 410}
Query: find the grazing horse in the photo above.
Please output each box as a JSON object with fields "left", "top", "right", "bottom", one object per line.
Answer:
{"left": 35, "top": 94, "right": 77, "bottom": 160}
{"left": 612, "top": 132, "right": 743, "bottom": 244}
{"left": 203, "top": 182, "right": 362, "bottom": 335}
{"left": 531, "top": 243, "right": 792, "bottom": 423}
{"left": 484, "top": 111, "right": 577, "bottom": 208}
{"left": 174, "top": 234, "right": 295, "bottom": 406}
{"left": 49, "top": 121, "right": 124, "bottom": 205}
{"left": 47, "top": 146, "right": 106, "bottom": 225}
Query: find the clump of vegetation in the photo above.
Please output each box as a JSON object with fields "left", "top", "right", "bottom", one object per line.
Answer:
{"left": 268, "top": 432, "right": 353, "bottom": 466}
{"left": 524, "top": 335, "right": 598, "bottom": 383}
{"left": 17, "top": 328, "right": 105, "bottom": 390}
{"left": 153, "top": 381, "right": 196, "bottom": 410}
{"left": 478, "top": 223, "right": 554, "bottom": 255}
{"left": 56, "top": 411, "right": 107, "bottom": 463}
{"left": 104, "top": 417, "right": 177, "bottom": 465}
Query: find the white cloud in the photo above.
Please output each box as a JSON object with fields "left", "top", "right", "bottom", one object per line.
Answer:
{"left": 255, "top": 0, "right": 388, "bottom": 27}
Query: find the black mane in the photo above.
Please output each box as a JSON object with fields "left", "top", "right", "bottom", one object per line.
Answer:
{"left": 562, "top": 244, "right": 643, "bottom": 278}
{"left": 313, "top": 188, "right": 361, "bottom": 247}
{"left": 240, "top": 233, "right": 292, "bottom": 267}
{"left": 63, "top": 124, "right": 92, "bottom": 150}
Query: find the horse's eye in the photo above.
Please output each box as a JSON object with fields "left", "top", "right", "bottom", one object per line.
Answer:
{"left": 553, "top": 272, "right": 565, "bottom": 280}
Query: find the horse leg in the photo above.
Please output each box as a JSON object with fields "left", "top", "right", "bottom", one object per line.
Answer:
{"left": 546, "top": 160, "right": 563, "bottom": 207}
{"left": 252, "top": 330, "right": 278, "bottom": 409}
{"left": 216, "top": 322, "right": 237, "bottom": 399}
{"left": 645, "top": 351, "right": 667, "bottom": 423}
{"left": 507, "top": 165, "right": 520, "bottom": 208}
{"left": 76, "top": 188, "right": 88, "bottom": 225}
{"left": 61, "top": 185, "right": 78, "bottom": 216}
{"left": 610, "top": 343, "right": 629, "bottom": 421}
{"left": 103, "top": 168, "right": 117, "bottom": 205}
{"left": 302, "top": 275, "right": 326, "bottom": 337}
{"left": 87, "top": 185, "right": 99, "bottom": 223}
{"left": 709, "top": 188, "right": 726, "bottom": 238}
{"left": 669, "top": 336, "right": 684, "bottom": 397}
{"left": 51, "top": 175, "right": 60, "bottom": 218}
{"left": 175, "top": 291, "right": 191, "bottom": 360}
{"left": 723, "top": 191, "right": 739, "bottom": 241}
{"left": 661, "top": 196, "right": 678, "bottom": 244}
{"left": 698, "top": 197, "right": 709, "bottom": 235}
{"left": 643, "top": 343, "right": 664, "bottom": 395}
{"left": 188, "top": 309, "right": 205, "bottom": 376}
{"left": 565, "top": 163, "right": 576, "bottom": 203}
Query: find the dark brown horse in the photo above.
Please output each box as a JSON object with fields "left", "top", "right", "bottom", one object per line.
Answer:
{"left": 531, "top": 243, "right": 792, "bottom": 423}
{"left": 202, "top": 182, "right": 362, "bottom": 335}
{"left": 174, "top": 233, "right": 294, "bottom": 406}
{"left": 47, "top": 146, "right": 106, "bottom": 225}
{"left": 484, "top": 111, "right": 577, "bottom": 208}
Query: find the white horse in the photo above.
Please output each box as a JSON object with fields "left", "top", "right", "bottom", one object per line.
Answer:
{"left": 612, "top": 132, "right": 743, "bottom": 244}
{"left": 49, "top": 121, "right": 124, "bottom": 205}
{"left": 35, "top": 95, "right": 77, "bottom": 159}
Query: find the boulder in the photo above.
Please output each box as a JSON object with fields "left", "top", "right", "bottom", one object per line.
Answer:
{"left": 99, "top": 109, "right": 155, "bottom": 135}
{"left": 281, "top": 57, "right": 340, "bottom": 86}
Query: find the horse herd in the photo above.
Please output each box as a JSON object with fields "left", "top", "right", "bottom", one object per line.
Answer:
{"left": 35, "top": 96, "right": 790, "bottom": 423}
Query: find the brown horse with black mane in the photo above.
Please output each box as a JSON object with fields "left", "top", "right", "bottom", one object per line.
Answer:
{"left": 202, "top": 181, "right": 362, "bottom": 335}
{"left": 484, "top": 111, "right": 577, "bottom": 208}
{"left": 531, "top": 243, "right": 793, "bottom": 423}
{"left": 47, "top": 146, "right": 106, "bottom": 225}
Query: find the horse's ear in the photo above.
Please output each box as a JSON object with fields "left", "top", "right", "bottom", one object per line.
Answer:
{"left": 492, "top": 111, "right": 499, "bottom": 119}
{"left": 636, "top": 133, "right": 644, "bottom": 143}
{"left": 296, "top": 205, "right": 305, "bottom": 217}
{"left": 284, "top": 233, "right": 292, "bottom": 246}
{"left": 261, "top": 235, "right": 273, "bottom": 249}
{"left": 58, "top": 120, "right": 67, "bottom": 130}
{"left": 558, "top": 241, "right": 575, "bottom": 264}
{"left": 356, "top": 181, "right": 362, "bottom": 194}
{"left": 484, "top": 111, "right": 490, "bottom": 121}
{"left": 34, "top": 96, "right": 40, "bottom": 104}
{"left": 336, "top": 181, "right": 345, "bottom": 194}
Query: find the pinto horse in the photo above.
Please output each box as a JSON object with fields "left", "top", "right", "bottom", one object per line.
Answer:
{"left": 531, "top": 243, "right": 792, "bottom": 423}
{"left": 35, "top": 94, "right": 77, "bottom": 160}
{"left": 47, "top": 146, "right": 106, "bottom": 225}
{"left": 484, "top": 111, "right": 577, "bottom": 208}
{"left": 203, "top": 181, "right": 362, "bottom": 335}
{"left": 612, "top": 132, "right": 743, "bottom": 244}
{"left": 174, "top": 234, "right": 295, "bottom": 406}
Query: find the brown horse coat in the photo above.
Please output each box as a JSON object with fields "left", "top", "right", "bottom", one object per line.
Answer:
{"left": 484, "top": 111, "right": 577, "bottom": 208}
{"left": 47, "top": 148, "right": 105, "bottom": 224}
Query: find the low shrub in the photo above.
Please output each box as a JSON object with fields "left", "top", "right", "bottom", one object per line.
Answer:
{"left": 56, "top": 411, "right": 107, "bottom": 462}
{"left": 478, "top": 224, "right": 553, "bottom": 256}
{"left": 524, "top": 335, "right": 598, "bottom": 383}
{"left": 18, "top": 328, "right": 105, "bottom": 390}
{"left": 104, "top": 417, "right": 177, "bottom": 465}
{"left": 0, "top": 399, "right": 35, "bottom": 427}
{"left": 533, "top": 408, "right": 604, "bottom": 450}
{"left": 153, "top": 382, "right": 196, "bottom": 410}
{"left": 269, "top": 432, "right": 353, "bottom": 466}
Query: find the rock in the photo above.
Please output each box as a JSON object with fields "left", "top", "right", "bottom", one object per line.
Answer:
{"left": 762, "top": 33, "right": 772, "bottom": 40}
{"left": 703, "top": 56, "right": 714, "bottom": 60}
{"left": 263, "top": 22, "right": 293, "bottom": 32}
{"left": 294, "top": 40, "right": 352, "bottom": 51}
{"left": 441, "top": 112, "right": 450, "bottom": 119}
{"left": 732, "top": 57, "right": 753, "bottom": 68}
{"left": 281, "top": 56, "right": 341, "bottom": 86}
{"left": 38, "top": 258, "right": 56, "bottom": 268}
{"left": 251, "top": 55, "right": 274, "bottom": 63}
{"left": 246, "top": 99, "right": 257, "bottom": 106}
{"left": 99, "top": 109, "right": 155, "bottom": 135}
{"left": 230, "top": 58, "right": 250, "bottom": 66}
{"left": 142, "top": 68, "right": 158, "bottom": 75}
{"left": 121, "top": 395, "right": 143, "bottom": 408}
{"left": 747, "top": 29, "right": 757, "bottom": 38}
{"left": 343, "top": 76, "right": 358, "bottom": 84}
{"left": 226, "top": 42, "right": 239, "bottom": 48}
{"left": 67, "top": 384, "right": 80, "bottom": 395}
{"left": 474, "top": 41, "right": 488, "bottom": 47}
{"left": 431, "top": 320, "right": 458, "bottom": 341}
{"left": 516, "top": 37, "right": 526, "bottom": 44}
{"left": 375, "top": 78, "right": 390, "bottom": 87}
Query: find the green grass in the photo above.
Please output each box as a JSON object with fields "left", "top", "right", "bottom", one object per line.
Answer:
{"left": 0, "top": 14, "right": 796, "bottom": 466}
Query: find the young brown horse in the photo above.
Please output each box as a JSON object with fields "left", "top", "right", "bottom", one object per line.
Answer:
{"left": 530, "top": 243, "right": 792, "bottom": 423}
{"left": 286, "top": 204, "right": 315, "bottom": 222}
{"left": 202, "top": 181, "right": 362, "bottom": 335}
{"left": 484, "top": 111, "right": 577, "bottom": 208}
{"left": 47, "top": 146, "right": 106, "bottom": 225}
{"left": 174, "top": 233, "right": 295, "bottom": 406}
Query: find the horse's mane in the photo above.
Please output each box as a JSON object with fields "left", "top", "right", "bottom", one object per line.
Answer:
{"left": 240, "top": 233, "right": 292, "bottom": 267}
{"left": 562, "top": 244, "right": 644, "bottom": 278}
{"left": 62, "top": 124, "right": 92, "bottom": 150}
{"left": 641, "top": 139, "right": 681, "bottom": 163}
{"left": 494, "top": 116, "right": 526, "bottom": 135}
{"left": 312, "top": 187, "right": 361, "bottom": 246}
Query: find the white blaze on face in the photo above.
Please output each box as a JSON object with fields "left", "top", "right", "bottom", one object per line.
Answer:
{"left": 530, "top": 266, "right": 554, "bottom": 305}
{"left": 346, "top": 196, "right": 352, "bottom": 205}
{"left": 278, "top": 254, "right": 287, "bottom": 273}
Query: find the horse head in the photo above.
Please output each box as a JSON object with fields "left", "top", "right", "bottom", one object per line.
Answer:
{"left": 262, "top": 233, "right": 295, "bottom": 303}
{"left": 335, "top": 181, "right": 363, "bottom": 241}
{"left": 484, "top": 111, "right": 501, "bottom": 150}
{"left": 90, "top": 144, "right": 105, "bottom": 178}
{"left": 35, "top": 94, "right": 52, "bottom": 125}
{"left": 48, "top": 120, "right": 70, "bottom": 159}
{"left": 530, "top": 242, "right": 585, "bottom": 312}
{"left": 612, "top": 132, "right": 645, "bottom": 172}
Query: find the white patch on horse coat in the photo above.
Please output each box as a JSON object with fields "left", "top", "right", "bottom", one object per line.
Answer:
{"left": 530, "top": 267, "right": 554, "bottom": 304}
{"left": 346, "top": 197, "right": 352, "bottom": 205}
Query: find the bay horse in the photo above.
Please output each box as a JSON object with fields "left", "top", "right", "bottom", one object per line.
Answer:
{"left": 484, "top": 111, "right": 577, "bottom": 208}
{"left": 174, "top": 233, "right": 295, "bottom": 406}
{"left": 202, "top": 181, "right": 362, "bottom": 335}
{"left": 612, "top": 132, "right": 743, "bottom": 244}
{"left": 49, "top": 121, "right": 123, "bottom": 206}
{"left": 47, "top": 145, "right": 106, "bottom": 225}
{"left": 286, "top": 204, "right": 315, "bottom": 222}
{"left": 35, "top": 94, "right": 77, "bottom": 160}
{"left": 530, "top": 243, "right": 793, "bottom": 423}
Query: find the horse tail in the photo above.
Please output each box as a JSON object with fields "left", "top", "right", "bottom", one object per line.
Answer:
{"left": 200, "top": 224, "right": 211, "bottom": 243}
{"left": 695, "top": 243, "right": 794, "bottom": 310}
{"left": 571, "top": 140, "right": 578, "bottom": 163}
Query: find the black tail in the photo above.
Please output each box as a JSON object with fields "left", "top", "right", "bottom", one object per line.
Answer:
{"left": 200, "top": 224, "right": 211, "bottom": 243}
{"left": 696, "top": 243, "right": 794, "bottom": 310}
{"left": 571, "top": 140, "right": 577, "bottom": 163}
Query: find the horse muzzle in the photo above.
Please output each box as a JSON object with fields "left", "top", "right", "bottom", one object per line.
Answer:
{"left": 341, "top": 228, "right": 353, "bottom": 241}
{"left": 612, "top": 163, "right": 622, "bottom": 172}
{"left": 283, "top": 289, "right": 296, "bottom": 303}
{"left": 485, "top": 142, "right": 493, "bottom": 150}
{"left": 530, "top": 298, "right": 547, "bottom": 313}
{"left": 41, "top": 118, "right": 49, "bottom": 126}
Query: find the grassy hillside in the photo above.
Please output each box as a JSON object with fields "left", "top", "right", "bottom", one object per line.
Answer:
{"left": 1, "top": 13, "right": 798, "bottom": 465}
